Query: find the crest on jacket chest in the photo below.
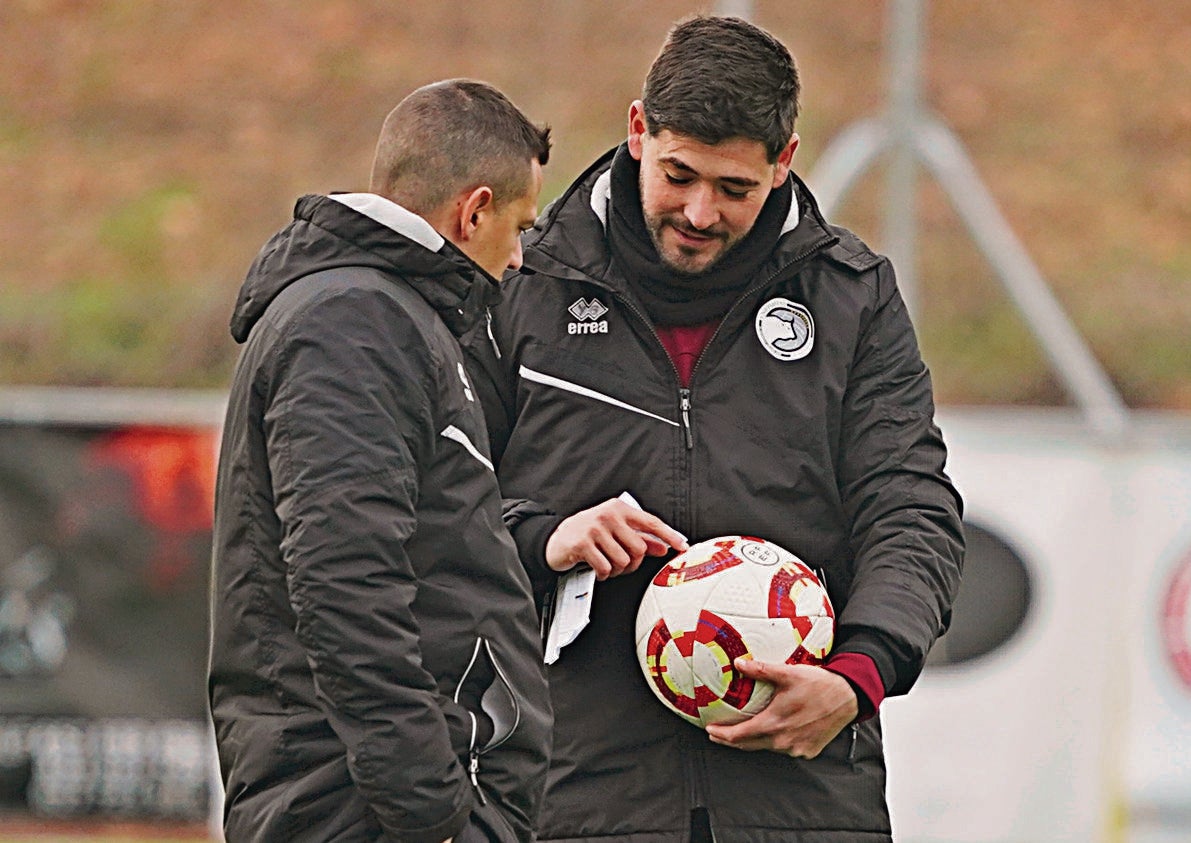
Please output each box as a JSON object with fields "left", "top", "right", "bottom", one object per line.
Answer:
{"left": 755, "top": 297, "right": 815, "bottom": 361}
{"left": 566, "top": 296, "right": 610, "bottom": 335}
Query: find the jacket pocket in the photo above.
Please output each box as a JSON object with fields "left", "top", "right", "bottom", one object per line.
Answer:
{"left": 454, "top": 637, "right": 523, "bottom": 803}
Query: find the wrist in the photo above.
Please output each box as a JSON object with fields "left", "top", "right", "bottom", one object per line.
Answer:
{"left": 823, "top": 651, "right": 884, "bottom": 722}
{"left": 544, "top": 530, "right": 574, "bottom": 572}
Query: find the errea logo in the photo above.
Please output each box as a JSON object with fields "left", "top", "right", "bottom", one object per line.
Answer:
{"left": 567, "top": 297, "right": 609, "bottom": 335}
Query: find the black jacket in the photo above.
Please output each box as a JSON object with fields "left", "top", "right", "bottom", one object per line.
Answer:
{"left": 209, "top": 194, "right": 551, "bottom": 843}
{"left": 475, "top": 150, "right": 965, "bottom": 842}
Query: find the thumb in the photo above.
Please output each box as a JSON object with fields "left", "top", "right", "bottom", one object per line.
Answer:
{"left": 733, "top": 656, "right": 776, "bottom": 678}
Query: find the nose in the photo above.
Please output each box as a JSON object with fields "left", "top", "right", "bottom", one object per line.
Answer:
{"left": 507, "top": 238, "right": 523, "bottom": 271}
{"left": 684, "top": 185, "right": 720, "bottom": 231}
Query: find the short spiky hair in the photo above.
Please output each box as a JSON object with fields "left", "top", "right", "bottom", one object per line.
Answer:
{"left": 369, "top": 79, "right": 551, "bottom": 214}
{"left": 642, "top": 16, "right": 799, "bottom": 162}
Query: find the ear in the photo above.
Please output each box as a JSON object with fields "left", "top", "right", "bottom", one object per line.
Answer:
{"left": 457, "top": 185, "right": 494, "bottom": 241}
{"left": 772, "top": 133, "right": 799, "bottom": 188}
{"left": 627, "top": 100, "right": 647, "bottom": 161}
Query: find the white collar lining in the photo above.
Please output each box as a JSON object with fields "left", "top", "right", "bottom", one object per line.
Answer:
{"left": 329, "top": 193, "right": 445, "bottom": 253}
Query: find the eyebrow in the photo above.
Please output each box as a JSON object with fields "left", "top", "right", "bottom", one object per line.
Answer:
{"left": 661, "top": 155, "right": 762, "bottom": 189}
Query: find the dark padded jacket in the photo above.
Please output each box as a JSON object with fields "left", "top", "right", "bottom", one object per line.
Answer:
{"left": 209, "top": 194, "right": 551, "bottom": 843}
{"left": 472, "top": 150, "right": 965, "bottom": 842}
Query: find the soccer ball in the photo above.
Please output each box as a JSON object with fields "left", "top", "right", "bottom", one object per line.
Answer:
{"left": 635, "top": 535, "right": 835, "bottom": 728}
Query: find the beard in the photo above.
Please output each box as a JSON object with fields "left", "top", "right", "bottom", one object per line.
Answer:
{"left": 642, "top": 211, "right": 746, "bottom": 276}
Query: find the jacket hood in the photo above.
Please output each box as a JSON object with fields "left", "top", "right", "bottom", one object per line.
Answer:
{"left": 231, "top": 193, "right": 500, "bottom": 343}
{"left": 517, "top": 144, "right": 844, "bottom": 291}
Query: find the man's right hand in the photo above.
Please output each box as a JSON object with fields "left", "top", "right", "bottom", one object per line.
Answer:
{"left": 545, "top": 498, "right": 688, "bottom": 580}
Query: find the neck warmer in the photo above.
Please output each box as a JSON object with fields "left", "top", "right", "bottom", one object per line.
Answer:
{"left": 606, "top": 143, "right": 792, "bottom": 326}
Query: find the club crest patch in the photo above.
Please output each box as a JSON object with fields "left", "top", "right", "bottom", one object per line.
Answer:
{"left": 755, "top": 298, "right": 814, "bottom": 361}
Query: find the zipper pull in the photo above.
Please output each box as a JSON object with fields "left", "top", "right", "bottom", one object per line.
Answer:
{"left": 485, "top": 309, "right": 502, "bottom": 359}
{"left": 468, "top": 750, "right": 487, "bottom": 805}
{"left": 679, "top": 389, "right": 694, "bottom": 450}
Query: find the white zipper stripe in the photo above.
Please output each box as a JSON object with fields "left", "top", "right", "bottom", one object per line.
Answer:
{"left": 519, "top": 365, "right": 680, "bottom": 427}
{"left": 440, "top": 425, "right": 494, "bottom": 472}
{"left": 454, "top": 638, "right": 485, "bottom": 704}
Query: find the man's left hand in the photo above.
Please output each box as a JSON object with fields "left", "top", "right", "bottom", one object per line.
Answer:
{"left": 704, "top": 659, "right": 858, "bottom": 758}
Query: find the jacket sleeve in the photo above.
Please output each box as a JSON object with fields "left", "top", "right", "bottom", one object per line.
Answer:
{"left": 502, "top": 499, "right": 565, "bottom": 604}
{"left": 832, "top": 258, "right": 965, "bottom": 698}
{"left": 262, "top": 286, "right": 472, "bottom": 843}
{"left": 464, "top": 298, "right": 565, "bottom": 605}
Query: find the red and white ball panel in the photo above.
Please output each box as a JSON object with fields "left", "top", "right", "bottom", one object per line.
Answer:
{"left": 635, "top": 536, "right": 835, "bottom": 727}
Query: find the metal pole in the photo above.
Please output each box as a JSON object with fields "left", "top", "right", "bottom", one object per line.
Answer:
{"left": 884, "top": 0, "right": 924, "bottom": 316}
{"left": 713, "top": 0, "right": 754, "bottom": 19}
{"left": 914, "top": 118, "right": 1130, "bottom": 437}
{"left": 806, "top": 0, "right": 1129, "bottom": 438}
{"left": 805, "top": 118, "right": 889, "bottom": 219}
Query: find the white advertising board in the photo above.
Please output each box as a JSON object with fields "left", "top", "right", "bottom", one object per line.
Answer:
{"left": 886, "top": 409, "right": 1191, "bottom": 843}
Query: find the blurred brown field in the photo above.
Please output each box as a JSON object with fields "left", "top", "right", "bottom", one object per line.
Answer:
{"left": 0, "top": 819, "right": 208, "bottom": 842}
{"left": 0, "top": 1, "right": 1188, "bottom": 406}
{"left": 0, "top": 839, "right": 205, "bottom": 843}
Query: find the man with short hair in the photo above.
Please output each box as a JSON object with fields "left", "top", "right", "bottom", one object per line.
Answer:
{"left": 209, "top": 79, "right": 561, "bottom": 843}
{"left": 477, "top": 17, "right": 965, "bottom": 842}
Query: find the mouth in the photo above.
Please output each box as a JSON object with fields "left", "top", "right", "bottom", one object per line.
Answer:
{"left": 668, "top": 223, "right": 724, "bottom": 249}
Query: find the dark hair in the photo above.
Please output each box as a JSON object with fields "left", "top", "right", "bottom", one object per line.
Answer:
{"left": 642, "top": 16, "right": 799, "bottom": 162}
{"left": 369, "top": 79, "right": 551, "bottom": 213}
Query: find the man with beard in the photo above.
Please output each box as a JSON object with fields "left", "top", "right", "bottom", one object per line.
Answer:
{"left": 473, "top": 16, "right": 965, "bottom": 843}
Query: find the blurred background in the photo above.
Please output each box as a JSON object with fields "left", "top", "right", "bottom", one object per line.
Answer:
{"left": 0, "top": 1, "right": 1188, "bottom": 841}
{"left": 2, "top": 0, "right": 1189, "bottom": 406}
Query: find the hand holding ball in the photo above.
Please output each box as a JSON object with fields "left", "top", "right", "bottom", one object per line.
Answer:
{"left": 635, "top": 536, "right": 835, "bottom": 727}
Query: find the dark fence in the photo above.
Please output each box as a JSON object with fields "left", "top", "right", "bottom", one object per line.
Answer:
{"left": 0, "top": 390, "right": 222, "bottom": 823}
